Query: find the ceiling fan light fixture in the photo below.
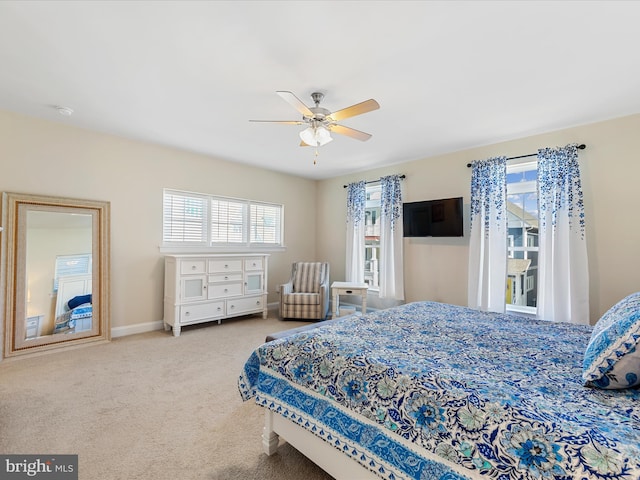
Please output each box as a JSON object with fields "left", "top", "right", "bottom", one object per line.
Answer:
{"left": 299, "top": 125, "right": 333, "bottom": 147}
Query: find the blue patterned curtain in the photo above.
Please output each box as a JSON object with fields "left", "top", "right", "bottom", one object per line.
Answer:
{"left": 537, "top": 144, "right": 589, "bottom": 324}
{"left": 379, "top": 175, "right": 404, "bottom": 300}
{"left": 468, "top": 157, "right": 507, "bottom": 312}
{"left": 345, "top": 181, "right": 366, "bottom": 283}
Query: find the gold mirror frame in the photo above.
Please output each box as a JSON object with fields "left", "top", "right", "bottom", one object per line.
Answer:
{"left": 1, "top": 192, "right": 110, "bottom": 359}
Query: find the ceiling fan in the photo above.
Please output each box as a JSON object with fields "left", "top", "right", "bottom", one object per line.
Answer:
{"left": 250, "top": 91, "right": 380, "bottom": 147}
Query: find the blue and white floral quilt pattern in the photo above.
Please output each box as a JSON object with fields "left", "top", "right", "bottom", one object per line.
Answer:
{"left": 239, "top": 302, "right": 640, "bottom": 480}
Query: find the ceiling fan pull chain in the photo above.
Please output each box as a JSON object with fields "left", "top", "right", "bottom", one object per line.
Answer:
{"left": 314, "top": 148, "right": 319, "bottom": 165}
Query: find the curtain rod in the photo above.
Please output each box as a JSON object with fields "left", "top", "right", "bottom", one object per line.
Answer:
{"left": 343, "top": 174, "right": 406, "bottom": 188}
{"left": 466, "top": 144, "right": 586, "bottom": 168}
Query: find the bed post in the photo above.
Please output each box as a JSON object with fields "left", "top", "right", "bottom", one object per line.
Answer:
{"left": 262, "top": 409, "right": 279, "bottom": 455}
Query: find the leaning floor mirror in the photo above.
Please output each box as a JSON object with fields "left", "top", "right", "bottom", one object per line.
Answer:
{"left": 1, "top": 192, "right": 110, "bottom": 359}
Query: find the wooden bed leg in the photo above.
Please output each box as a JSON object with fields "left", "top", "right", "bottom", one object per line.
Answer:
{"left": 262, "top": 409, "right": 279, "bottom": 455}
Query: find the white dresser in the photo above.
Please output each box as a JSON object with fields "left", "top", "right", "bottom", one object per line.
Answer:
{"left": 163, "top": 254, "right": 269, "bottom": 336}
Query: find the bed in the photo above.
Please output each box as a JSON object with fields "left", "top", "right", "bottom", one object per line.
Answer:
{"left": 53, "top": 274, "right": 93, "bottom": 334}
{"left": 53, "top": 301, "right": 92, "bottom": 334}
{"left": 239, "top": 299, "right": 640, "bottom": 480}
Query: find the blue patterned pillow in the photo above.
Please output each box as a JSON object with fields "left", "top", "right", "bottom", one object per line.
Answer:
{"left": 582, "top": 292, "right": 640, "bottom": 389}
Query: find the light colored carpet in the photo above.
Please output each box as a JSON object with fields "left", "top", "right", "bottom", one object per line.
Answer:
{"left": 0, "top": 314, "right": 334, "bottom": 480}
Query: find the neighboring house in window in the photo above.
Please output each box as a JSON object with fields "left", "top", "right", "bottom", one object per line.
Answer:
{"left": 506, "top": 161, "right": 538, "bottom": 314}
{"left": 364, "top": 184, "right": 381, "bottom": 289}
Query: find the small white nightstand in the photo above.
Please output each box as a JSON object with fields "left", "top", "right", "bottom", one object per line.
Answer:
{"left": 331, "top": 282, "right": 369, "bottom": 318}
{"left": 26, "top": 315, "right": 42, "bottom": 339}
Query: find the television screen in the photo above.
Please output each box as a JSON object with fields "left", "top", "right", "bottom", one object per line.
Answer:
{"left": 403, "top": 197, "right": 463, "bottom": 237}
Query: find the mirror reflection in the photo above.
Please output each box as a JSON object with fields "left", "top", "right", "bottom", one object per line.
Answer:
{"left": 2, "top": 192, "right": 110, "bottom": 359}
{"left": 25, "top": 210, "right": 93, "bottom": 340}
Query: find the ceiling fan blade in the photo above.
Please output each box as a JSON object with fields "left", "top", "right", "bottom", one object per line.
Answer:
{"left": 330, "top": 124, "right": 373, "bottom": 141}
{"left": 276, "top": 91, "right": 314, "bottom": 117}
{"left": 249, "top": 120, "right": 305, "bottom": 125}
{"left": 328, "top": 99, "right": 380, "bottom": 122}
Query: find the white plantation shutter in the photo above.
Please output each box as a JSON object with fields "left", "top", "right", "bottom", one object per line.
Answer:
{"left": 211, "top": 199, "right": 246, "bottom": 244}
{"left": 163, "top": 191, "right": 208, "bottom": 244}
{"left": 250, "top": 203, "right": 281, "bottom": 245}
{"left": 54, "top": 254, "right": 92, "bottom": 291}
{"left": 162, "top": 189, "right": 283, "bottom": 249}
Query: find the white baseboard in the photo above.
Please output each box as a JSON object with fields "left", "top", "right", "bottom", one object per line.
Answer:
{"left": 110, "top": 303, "right": 280, "bottom": 338}
{"left": 111, "top": 320, "right": 164, "bottom": 338}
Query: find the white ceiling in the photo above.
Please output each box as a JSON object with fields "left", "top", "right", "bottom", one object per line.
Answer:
{"left": 1, "top": 1, "right": 639, "bottom": 180}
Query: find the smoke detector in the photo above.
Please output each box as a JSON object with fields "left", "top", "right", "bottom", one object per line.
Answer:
{"left": 55, "top": 106, "right": 74, "bottom": 116}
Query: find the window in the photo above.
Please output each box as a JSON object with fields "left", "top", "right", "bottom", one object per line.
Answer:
{"left": 163, "top": 189, "right": 283, "bottom": 250}
{"left": 506, "top": 160, "right": 538, "bottom": 313}
{"left": 364, "top": 184, "right": 381, "bottom": 289}
{"left": 54, "top": 254, "right": 92, "bottom": 291}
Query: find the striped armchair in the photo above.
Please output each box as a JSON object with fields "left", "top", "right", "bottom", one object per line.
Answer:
{"left": 279, "top": 262, "right": 330, "bottom": 321}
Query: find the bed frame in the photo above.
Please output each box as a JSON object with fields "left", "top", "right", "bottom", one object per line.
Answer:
{"left": 262, "top": 409, "right": 379, "bottom": 479}
{"left": 54, "top": 273, "right": 92, "bottom": 318}
{"left": 262, "top": 317, "right": 380, "bottom": 479}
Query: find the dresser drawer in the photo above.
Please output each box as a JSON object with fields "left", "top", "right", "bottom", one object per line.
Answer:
{"left": 208, "top": 273, "right": 243, "bottom": 283}
{"left": 227, "top": 295, "right": 264, "bottom": 315}
{"left": 180, "top": 259, "right": 206, "bottom": 275}
{"left": 208, "top": 282, "right": 243, "bottom": 299}
{"left": 180, "top": 301, "right": 224, "bottom": 324}
{"left": 208, "top": 259, "right": 242, "bottom": 273}
{"left": 244, "top": 257, "right": 264, "bottom": 271}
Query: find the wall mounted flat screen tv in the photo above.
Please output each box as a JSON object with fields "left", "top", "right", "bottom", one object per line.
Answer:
{"left": 403, "top": 197, "right": 463, "bottom": 237}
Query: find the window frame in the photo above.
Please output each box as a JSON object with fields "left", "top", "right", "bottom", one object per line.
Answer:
{"left": 161, "top": 188, "right": 285, "bottom": 253}
{"left": 505, "top": 159, "right": 538, "bottom": 315}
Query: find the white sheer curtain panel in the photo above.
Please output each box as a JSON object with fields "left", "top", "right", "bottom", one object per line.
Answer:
{"left": 345, "top": 181, "right": 366, "bottom": 283}
{"left": 379, "top": 175, "right": 405, "bottom": 300}
{"left": 468, "top": 157, "right": 507, "bottom": 313}
{"left": 536, "top": 144, "right": 589, "bottom": 324}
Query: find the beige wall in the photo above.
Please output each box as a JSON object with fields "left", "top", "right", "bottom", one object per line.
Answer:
{"left": 317, "top": 113, "right": 640, "bottom": 324}
{"left": 3, "top": 110, "right": 639, "bottom": 332}
{"left": 0, "top": 110, "right": 317, "bottom": 332}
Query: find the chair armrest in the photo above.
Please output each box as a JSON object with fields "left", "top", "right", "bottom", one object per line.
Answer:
{"left": 280, "top": 282, "right": 293, "bottom": 295}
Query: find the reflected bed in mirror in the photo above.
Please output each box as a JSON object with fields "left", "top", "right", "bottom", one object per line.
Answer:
{"left": 1, "top": 192, "right": 110, "bottom": 359}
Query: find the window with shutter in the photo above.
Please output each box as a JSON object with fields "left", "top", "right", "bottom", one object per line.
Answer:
{"left": 250, "top": 203, "right": 282, "bottom": 245}
{"left": 211, "top": 199, "right": 246, "bottom": 244}
{"left": 162, "top": 191, "right": 207, "bottom": 244}
{"left": 54, "top": 254, "right": 92, "bottom": 291}
{"left": 162, "top": 189, "right": 284, "bottom": 251}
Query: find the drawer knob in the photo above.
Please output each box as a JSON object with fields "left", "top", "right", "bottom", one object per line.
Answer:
{"left": 185, "top": 311, "right": 190, "bottom": 316}
{"left": 191, "top": 265, "right": 196, "bottom": 270}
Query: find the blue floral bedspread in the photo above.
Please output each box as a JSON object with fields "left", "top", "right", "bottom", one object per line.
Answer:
{"left": 238, "top": 301, "right": 640, "bottom": 480}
